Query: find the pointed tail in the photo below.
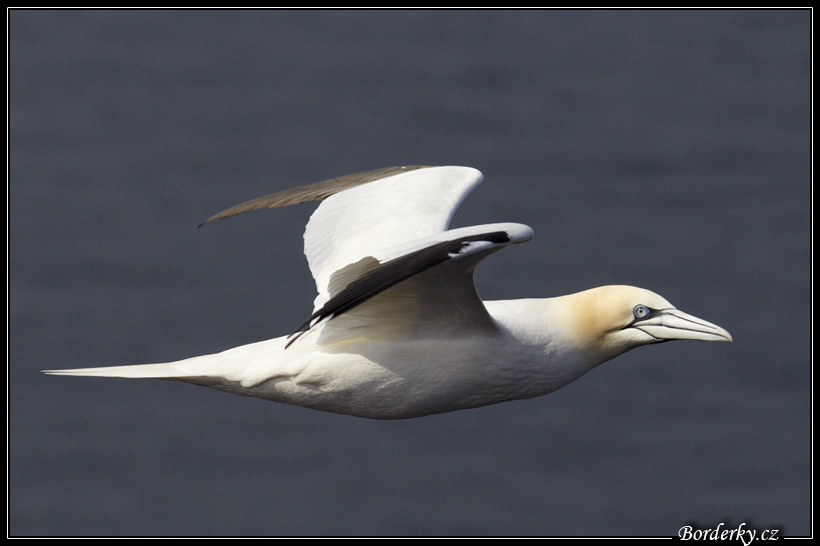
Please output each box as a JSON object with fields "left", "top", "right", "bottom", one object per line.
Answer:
{"left": 42, "top": 363, "right": 194, "bottom": 379}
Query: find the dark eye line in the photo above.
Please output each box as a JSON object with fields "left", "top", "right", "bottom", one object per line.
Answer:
{"left": 622, "top": 306, "right": 671, "bottom": 330}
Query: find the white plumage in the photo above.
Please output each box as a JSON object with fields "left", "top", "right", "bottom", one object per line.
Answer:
{"left": 44, "top": 166, "right": 731, "bottom": 419}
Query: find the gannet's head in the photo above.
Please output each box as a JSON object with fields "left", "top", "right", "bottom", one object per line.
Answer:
{"left": 560, "top": 285, "right": 732, "bottom": 360}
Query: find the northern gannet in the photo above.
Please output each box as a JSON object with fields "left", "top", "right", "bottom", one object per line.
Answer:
{"left": 44, "top": 166, "right": 732, "bottom": 419}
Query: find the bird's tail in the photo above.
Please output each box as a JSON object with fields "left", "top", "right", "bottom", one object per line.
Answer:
{"left": 42, "top": 360, "right": 269, "bottom": 401}
{"left": 42, "top": 362, "right": 197, "bottom": 379}
{"left": 42, "top": 349, "right": 232, "bottom": 379}
{"left": 42, "top": 337, "right": 289, "bottom": 386}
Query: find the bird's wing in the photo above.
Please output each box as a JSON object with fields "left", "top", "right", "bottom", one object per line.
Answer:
{"left": 289, "top": 222, "right": 533, "bottom": 347}
{"left": 197, "top": 165, "right": 432, "bottom": 227}
{"left": 301, "top": 165, "right": 488, "bottom": 308}
{"left": 202, "top": 165, "right": 533, "bottom": 346}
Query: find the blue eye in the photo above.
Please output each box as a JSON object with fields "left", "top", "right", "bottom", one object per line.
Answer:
{"left": 633, "top": 305, "right": 651, "bottom": 319}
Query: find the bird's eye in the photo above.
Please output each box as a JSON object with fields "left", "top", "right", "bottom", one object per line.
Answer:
{"left": 633, "top": 305, "right": 651, "bottom": 319}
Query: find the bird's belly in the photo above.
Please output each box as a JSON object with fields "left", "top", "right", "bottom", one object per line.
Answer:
{"left": 242, "top": 337, "right": 558, "bottom": 419}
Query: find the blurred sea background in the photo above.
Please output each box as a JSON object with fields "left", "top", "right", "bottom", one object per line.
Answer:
{"left": 9, "top": 9, "right": 811, "bottom": 536}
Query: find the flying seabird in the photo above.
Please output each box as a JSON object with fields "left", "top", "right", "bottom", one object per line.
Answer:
{"left": 44, "top": 166, "right": 732, "bottom": 419}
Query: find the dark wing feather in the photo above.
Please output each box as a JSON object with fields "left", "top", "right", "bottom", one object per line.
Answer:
{"left": 198, "top": 165, "right": 432, "bottom": 227}
{"left": 285, "top": 230, "right": 513, "bottom": 348}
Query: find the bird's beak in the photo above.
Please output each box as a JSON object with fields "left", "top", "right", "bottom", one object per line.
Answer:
{"left": 634, "top": 309, "right": 733, "bottom": 342}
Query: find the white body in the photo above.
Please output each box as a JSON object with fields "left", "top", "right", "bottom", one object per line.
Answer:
{"left": 45, "top": 166, "right": 731, "bottom": 419}
{"left": 61, "top": 299, "right": 599, "bottom": 419}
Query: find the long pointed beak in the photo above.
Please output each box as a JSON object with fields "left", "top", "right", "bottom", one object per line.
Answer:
{"left": 634, "top": 308, "right": 733, "bottom": 342}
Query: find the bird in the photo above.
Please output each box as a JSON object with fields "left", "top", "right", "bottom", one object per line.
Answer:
{"left": 44, "top": 165, "right": 732, "bottom": 419}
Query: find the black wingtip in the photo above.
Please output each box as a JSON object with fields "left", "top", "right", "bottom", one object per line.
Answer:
{"left": 284, "top": 330, "right": 306, "bottom": 350}
{"left": 284, "top": 312, "right": 330, "bottom": 349}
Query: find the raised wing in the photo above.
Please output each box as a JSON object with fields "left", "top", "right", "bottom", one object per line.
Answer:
{"left": 303, "top": 166, "right": 486, "bottom": 309}
{"left": 202, "top": 166, "right": 533, "bottom": 348}
{"left": 197, "top": 165, "right": 432, "bottom": 227}
{"left": 287, "top": 223, "right": 533, "bottom": 347}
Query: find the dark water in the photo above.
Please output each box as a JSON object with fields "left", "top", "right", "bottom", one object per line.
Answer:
{"left": 9, "top": 10, "right": 810, "bottom": 536}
